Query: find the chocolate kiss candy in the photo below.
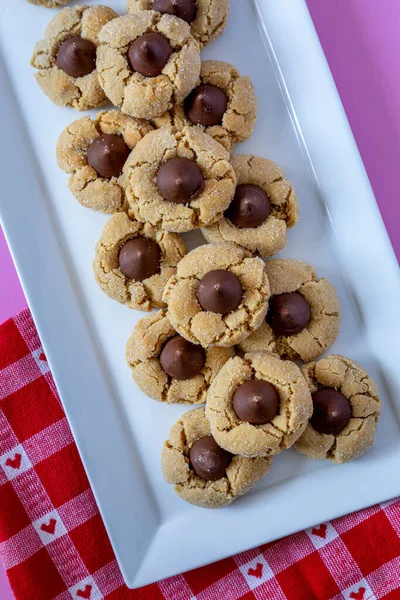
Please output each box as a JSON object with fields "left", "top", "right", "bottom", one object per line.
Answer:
{"left": 118, "top": 237, "right": 161, "bottom": 281}
{"left": 185, "top": 84, "right": 228, "bottom": 127}
{"left": 225, "top": 184, "right": 271, "bottom": 229}
{"left": 267, "top": 292, "right": 311, "bottom": 336}
{"left": 160, "top": 336, "right": 205, "bottom": 380}
{"left": 311, "top": 388, "right": 351, "bottom": 435}
{"left": 233, "top": 379, "right": 280, "bottom": 425}
{"left": 56, "top": 36, "right": 96, "bottom": 78}
{"left": 197, "top": 270, "right": 243, "bottom": 315}
{"left": 153, "top": 0, "right": 197, "bottom": 23}
{"left": 87, "top": 134, "right": 130, "bottom": 179}
{"left": 156, "top": 157, "right": 205, "bottom": 204}
{"left": 189, "top": 436, "right": 232, "bottom": 481}
{"left": 128, "top": 32, "right": 172, "bottom": 77}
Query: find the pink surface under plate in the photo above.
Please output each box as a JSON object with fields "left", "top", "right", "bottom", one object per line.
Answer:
{"left": 0, "top": 1, "right": 399, "bottom": 597}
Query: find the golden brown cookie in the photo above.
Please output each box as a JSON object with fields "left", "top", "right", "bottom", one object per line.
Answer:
{"left": 163, "top": 243, "right": 270, "bottom": 348}
{"left": 31, "top": 5, "right": 117, "bottom": 110}
{"left": 56, "top": 111, "right": 153, "bottom": 214}
{"left": 239, "top": 260, "right": 340, "bottom": 362}
{"left": 202, "top": 155, "right": 299, "bottom": 257}
{"left": 206, "top": 353, "right": 312, "bottom": 457}
{"left": 154, "top": 61, "right": 257, "bottom": 152}
{"left": 96, "top": 11, "right": 201, "bottom": 119}
{"left": 127, "top": 0, "right": 229, "bottom": 49}
{"left": 123, "top": 126, "right": 236, "bottom": 232}
{"left": 126, "top": 310, "right": 234, "bottom": 404}
{"left": 295, "top": 355, "right": 381, "bottom": 464}
{"left": 93, "top": 213, "right": 186, "bottom": 311}
{"left": 28, "top": 0, "right": 70, "bottom": 6}
{"left": 161, "top": 407, "right": 271, "bottom": 508}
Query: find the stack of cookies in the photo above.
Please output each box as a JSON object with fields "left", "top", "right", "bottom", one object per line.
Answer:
{"left": 30, "top": 1, "right": 382, "bottom": 509}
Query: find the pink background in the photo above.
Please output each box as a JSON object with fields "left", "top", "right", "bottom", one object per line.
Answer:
{"left": 1, "top": 0, "right": 399, "bottom": 597}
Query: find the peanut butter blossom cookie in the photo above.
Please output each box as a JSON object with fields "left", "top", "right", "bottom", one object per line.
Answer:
{"left": 163, "top": 243, "right": 270, "bottom": 347}
{"left": 96, "top": 11, "right": 201, "bottom": 119}
{"left": 154, "top": 61, "right": 257, "bottom": 152}
{"left": 206, "top": 353, "right": 312, "bottom": 457}
{"left": 31, "top": 5, "right": 117, "bottom": 110}
{"left": 126, "top": 310, "right": 234, "bottom": 403}
{"left": 93, "top": 213, "right": 186, "bottom": 311}
{"left": 295, "top": 355, "right": 381, "bottom": 464}
{"left": 239, "top": 259, "right": 340, "bottom": 362}
{"left": 56, "top": 111, "right": 153, "bottom": 214}
{"left": 123, "top": 126, "right": 236, "bottom": 232}
{"left": 27, "top": 0, "right": 70, "bottom": 6}
{"left": 161, "top": 407, "right": 271, "bottom": 508}
{"left": 202, "top": 155, "right": 299, "bottom": 257}
{"left": 127, "top": 0, "right": 229, "bottom": 48}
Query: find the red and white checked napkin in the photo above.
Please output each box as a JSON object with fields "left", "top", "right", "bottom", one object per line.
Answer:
{"left": 0, "top": 309, "right": 400, "bottom": 600}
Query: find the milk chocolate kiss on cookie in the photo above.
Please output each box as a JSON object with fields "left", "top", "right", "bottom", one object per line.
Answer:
{"left": 311, "top": 388, "right": 351, "bottom": 435}
{"left": 190, "top": 436, "right": 232, "bottom": 481}
{"left": 233, "top": 379, "right": 280, "bottom": 425}
{"left": 56, "top": 36, "right": 97, "bottom": 78}
{"left": 226, "top": 184, "right": 271, "bottom": 229}
{"left": 128, "top": 32, "right": 172, "bottom": 77}
{"left": 267, "top": 292, "right": 311, "bottom": 336}
{"left": 156, "top": 157, "right": 205, "bottom": 204}
{"left": 118, "top": 237, "right": 162, "bottom": 281}
{"left": 197, "top": 270, "right": 243, "bottom": 315}
{"left": 153, "top": 0, "right": 197, "bottom": 23}
{"left": 160, "top": 336, "right": 205, "bottom": 380}
{"left": 87, "top": 134, "right": 130, "bottom": 179}
{"left": 185, "top": 84, "right": 229, "bottom": 127}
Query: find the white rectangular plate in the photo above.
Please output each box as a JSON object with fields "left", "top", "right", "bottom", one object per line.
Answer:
{"left": 1, "top": 0, "right": 400, "bottom": 589}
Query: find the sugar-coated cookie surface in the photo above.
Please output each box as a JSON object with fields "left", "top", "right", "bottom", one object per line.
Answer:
{"left": 31, "top": 5, "right": 117, "bottom": 110}
{"left": 126, "top": 310, "right": 234, "bottom": 403}
{"left": 56, "top": 110, "right": 153, "bottom": 213}
{"left": 161, "top": 407, "right": 272, "bottom": 508}
{"left": 295, "top": 355, "right": 381, "bottom": 464}
{"left": 163, "top": 243, "right": 270, "bottom": 348}
{"left": 154, "top": 61, "right": 257, "bottom": 152}
{"left": 202, "top": 155, "right": 298, "bottom": 257}
{"left": 96, "top": 11, "right": 201, "bottom": 119}
{"left": 239, "top": 259, "right": 340, "bottom": 362}
{"left": 93, "top": 213, "right": 186, "bottom": 311}
{"left": 127, "top": 0, "right": 229, "bottom": 48}
{"left": 123, "top": 126, "right": 236, "bottom": 232}
{"left": 206, "top": 353, "right": 313, "bottom": 457}
{"left": 28, "top": 0, "right": 71, "bottom": 6}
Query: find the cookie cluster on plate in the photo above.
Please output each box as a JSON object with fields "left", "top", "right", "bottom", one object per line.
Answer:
{"left": 30, "top": 0, "right": 382, "bottom": 509}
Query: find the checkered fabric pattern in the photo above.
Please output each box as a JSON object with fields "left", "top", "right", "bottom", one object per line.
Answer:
{"left": 0, "top": 310, "right": 399, "bottom": 600}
